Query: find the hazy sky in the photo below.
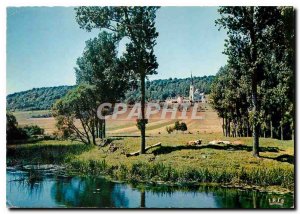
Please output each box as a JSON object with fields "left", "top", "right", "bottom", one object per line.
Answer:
{"left": 7, "top": 7, "right": 227, "bottom": 94}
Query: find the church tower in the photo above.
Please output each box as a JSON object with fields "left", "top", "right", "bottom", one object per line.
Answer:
{"left": 189, "top": 73, "right": 194, "bottom": 102}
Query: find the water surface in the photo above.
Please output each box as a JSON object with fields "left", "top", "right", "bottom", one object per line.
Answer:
{"left": 6, "top": 167, "right": 293, "bottom": 208}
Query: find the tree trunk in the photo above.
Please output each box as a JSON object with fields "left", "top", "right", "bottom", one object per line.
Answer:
{"left": 222, "top": 117, "right": 225, "bottom": 136}
{"left": 280, "top": 121, "right": 284, "bottom": 140}
{"left": 140, "top": 74, "right": 146, "bottom": 154}
{"left": 247, "top": 122, "right": 249, "bottom": 137}
{"left": 270, "top": 120, "right": 273, "bottom": 138}
{"left": 92, "top": 123, "right": 96, "bottom": 145}
{"left": 252, "top": 77, "right": 260, "bottom": 157}
{"left": 250, "top": 11, "right": 260, "bottom": 158}
{"left": 225, "top": 117, "right": 228, "bottom": 137}
{"left": 99, "top": 120, "right": 103, "bottom": 139}
{"left": 102, "top": 119, "right": 106, "bottom": 139}
{"left": 228, "top": 120, "right": 231, "bottom": 137}
{"left": 252, "top": 76, "right": 259, "bottom": 157}
{"left": 140, "top": 191, "right": 146, "bottom": 208}
{"left": 95, "top": 118, "right": 99, "bottom": 138}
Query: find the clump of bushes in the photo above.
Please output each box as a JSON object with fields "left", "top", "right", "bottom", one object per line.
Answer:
{"left": 166, "top": 121, "right": 188, "bottom": 134}
{"left": 6, "top": 112, "right": 45, "bottom": 144}
{"left": 31, "top": 113, "right": 52, "bottom": 118}
{"left": 22, "top": 125, "right": 44, "bottom": 136}
{"left": 7, "top": 112, "right": 28, "bottom": 143}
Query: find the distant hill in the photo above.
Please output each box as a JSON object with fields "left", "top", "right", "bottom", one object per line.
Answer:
{"left": 7, "top": 86, "right": 75, "bottom": 111}
{"left": 7, "top": 75, "right": 215, "bottom": 111}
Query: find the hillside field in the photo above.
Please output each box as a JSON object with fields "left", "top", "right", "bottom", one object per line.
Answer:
{"left": 12, "top": 103, "right": 222, "bottom": 136}
{"left": 8, "top": 103, "right": 294, "bottom": 192}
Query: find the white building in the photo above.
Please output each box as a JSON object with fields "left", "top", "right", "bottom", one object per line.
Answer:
{"left": 189, "top": 74, "right": 206, "bottom": 103}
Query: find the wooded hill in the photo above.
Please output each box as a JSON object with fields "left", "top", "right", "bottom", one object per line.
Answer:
{"left": 7, "top": 75, "right": 214, "bottom": 111}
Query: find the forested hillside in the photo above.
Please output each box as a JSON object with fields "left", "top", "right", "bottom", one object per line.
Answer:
{"left": 126, "top": 75, "right": 214, "bottom": 102}
{"left": 7, "top": 75, "right": 214, "bottom": 111}
{"left": 7, "top": 86, "right": 75, "bottom": 111}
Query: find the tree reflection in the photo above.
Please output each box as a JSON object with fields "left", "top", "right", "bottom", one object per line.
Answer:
{"left": 51, "top": 176, "right": 129, "bottom": 208}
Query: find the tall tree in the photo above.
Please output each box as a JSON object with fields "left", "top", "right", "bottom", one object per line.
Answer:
{"left": 216, "top": 6, "right": 286, "bottom": 157}
{"left": 75, "top": 31, "right": 130, "bottom": 139}
{"left": 75, "top": 6, "right": 159, "bottom": 154}
{"left": 52, "top": 84, "right": 99, "bottom": 145}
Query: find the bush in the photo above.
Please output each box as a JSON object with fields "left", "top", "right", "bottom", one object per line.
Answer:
{"left": 173, "top": 121, "right": 188, "bottom": 132}
{"left": 166, "top": 126, "right": 174, "bottom": 134}
{"left": 6, "top": 113, "right": 28, "bottom": 143}
{"left": 22, "top": 125, "right": 44, "bottom": 136}
{"left": 180, "top": 122, "right": 187, "bottom": 132}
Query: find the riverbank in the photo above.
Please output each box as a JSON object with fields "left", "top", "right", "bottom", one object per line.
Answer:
{"left": 7, "top": 133, "right": 294, "bottom": 193}
{"left": 7, "top": 166, "right": 294, "bottom": 208}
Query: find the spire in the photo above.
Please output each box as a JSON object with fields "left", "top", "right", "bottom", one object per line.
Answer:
{"left": 191, "top": 72, "right": 193, "bottom": 85}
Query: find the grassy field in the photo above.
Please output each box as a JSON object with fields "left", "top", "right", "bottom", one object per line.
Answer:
{"left": 7, "top": 133, "right": 294, "bottom": 192}
{"left": 8, "top": 106, "right": 294, "bottom": 193}
{"left": 11, "top": 103, "right": 222, "bottom": 135}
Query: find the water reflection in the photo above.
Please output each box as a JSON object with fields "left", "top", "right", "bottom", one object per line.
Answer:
{"left": 6, "top": 168, "right": 294, "bottom": 208}
{"left": 51, "top": 176, "right": 129, "bottom": 208}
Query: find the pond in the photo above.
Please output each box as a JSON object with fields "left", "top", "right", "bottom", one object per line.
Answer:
{"left": 6, "top": 166, "right": 294, "bottom": 208}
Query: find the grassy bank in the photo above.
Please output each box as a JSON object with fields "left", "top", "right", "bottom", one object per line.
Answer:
{"left": 7, "top": 133, "right": 294, "bottom": 192}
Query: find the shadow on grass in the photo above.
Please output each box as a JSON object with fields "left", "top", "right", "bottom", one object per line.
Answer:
{"left": 109, "top": 135, "right": 152, "bottom": 138}
{"left": 151, "top": 144, "right": 280, "bottom": 156}
{"left": 260, "top": 154, "right": 294, "bottom": 164}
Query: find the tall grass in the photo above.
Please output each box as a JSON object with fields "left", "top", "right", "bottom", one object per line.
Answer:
{"left": 65, "top": 160, "right": 294, "bottom": 190}
{"left": 7, "top": 141, "right": 92, "bottom": 165}
{"left": 7, "top": 136, "right": 294, "bottom": 191}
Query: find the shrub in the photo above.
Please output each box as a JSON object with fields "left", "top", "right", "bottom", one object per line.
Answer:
{"left": 6, "top": 113, "right": 29, "bottom": 143}
{"left": 180, "top": 122, "right": 187, "bottom": 132}
{"left": 166, "top": 126, "right": 174, "bottom": 134}
{"left": 23, "top": 125, "right": 44, "bottom": 136}
{"left": 173, "top": 121, "right": 188, "bottom": 132}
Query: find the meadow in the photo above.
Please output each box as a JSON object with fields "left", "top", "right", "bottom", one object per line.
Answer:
{"left": 7, "top": 106, "right": 294, "bottom": 193}
{"left": 7, "top": 135, "right": 294, "bottom": 192}
{"left": 12, "top": 103, "right": 222, "bottom": 135}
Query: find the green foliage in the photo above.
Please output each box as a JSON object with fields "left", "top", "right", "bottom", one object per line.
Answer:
{"left": 174, "top": 121, "right": 180, "bottom": 131}
{"left": 136, "top": 119, "right": 148, "bottom": 131}
{"left": 166, "top": 126, "right": 174, "bottom": 134}
{"left": 174, "top": 121, "right": 188, "bottom": 132}
{"left": 75, "top": 6, "right": 161, "bottom": 153}
{"left": 6, "top": 112, "right": 18, "bottom": 131}
{"left": 52, "top": 84, "right": 99, "bottom": 145}
{"left": 6, "top": 86, "right": 74, "bottom": 111}
{"left": 75, "top": 31, "right": 130, "bottom": 103}
{"left": 125, "top": 76, "right": 214, "bottom": 102}
{"left": 212, "top": 7, "right": 295, "bottom": 146}
{"left": 6, "top": 76, "right": 214, "bottom": 111}
{"left": 6, "top": 112, "right": 45, "bottom": 143}
{"left": 6, "top": 112, "right": 28, "bottom": 143}
{"left": 180, "top": 122, "right": 188, "bottom": 132}
{"left": 166, "top": 121, "right": 188, "bottom": 134}
{"left": 22, "top": 125, "right": 45, "bottom": 136}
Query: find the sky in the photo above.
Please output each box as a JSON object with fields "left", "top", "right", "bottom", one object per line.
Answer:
{"left": 6, "top": 7, "right": 228, "bottom": 94}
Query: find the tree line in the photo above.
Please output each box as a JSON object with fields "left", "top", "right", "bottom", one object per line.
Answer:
{"left": 210, "top": 7, "right": 294, "bottom": 157}
{"left": 7, "top": 86, "right": 74, "bottom": 111}
{"left": 7, "top": 77, "right": 213, "bottom": 111}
